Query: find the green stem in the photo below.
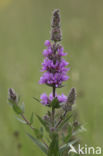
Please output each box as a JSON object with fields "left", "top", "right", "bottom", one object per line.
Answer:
{"left": 52, "top": 85, "right": 56, "bottom": 126}
{"left": 55, "top": 111, "right": 67, "bottom": 129}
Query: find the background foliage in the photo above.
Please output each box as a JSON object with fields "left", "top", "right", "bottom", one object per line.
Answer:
{"left": 0, "top": 0, "right": 103, "bottom": 155}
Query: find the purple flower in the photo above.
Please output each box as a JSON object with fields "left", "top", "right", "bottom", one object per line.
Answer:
{"left": 40, "top": 93, "right": 67, "bottom": 105}
{"left": 57, "top": 46, "right": 67, "bottom": 56}
{"left": 39, "top": 72, "right": 69, "bottom": 87}
{"left": 39, "top": 40, "right": 69, "bottom": 87}
{"left": 41, "top": 58, "right": 69, "bottom": 73}
{"left": 43, "top": 48, "right": 52, "bottom": 57}
{"left": 44, "top": 40, "right": 51, "bottom": 47}
{"left": 40, "top": 93, "right": 49, "bottom": 105}
{"left": 57, "top": 94, "right": 67, "bottom": 103}
{"left": 40, "top": 39, "right": 69, "bottom": 104}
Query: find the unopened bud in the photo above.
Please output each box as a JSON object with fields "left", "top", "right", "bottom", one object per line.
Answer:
{"left": 63, "top": 88, "right": 76, "bottom": 111}
{"left": 51, "top": 9, "right": 62, "bottom": 42}
{"left": 50, "top": 127, "right": 55, "bottom": 132}
{"left": 73, "top": 120, "right": 79, "bottom": 127}
{"left": 8, "top": 88, "right": 17, "bottom": 103}
{"left": 43, "top": 115, "right": 50, "bottom": 121}
{"left": 51, "top": 9, "right": 60, "bottom": 27}
{"left": 67, "top": 88, "right": 76, "bottom": 105}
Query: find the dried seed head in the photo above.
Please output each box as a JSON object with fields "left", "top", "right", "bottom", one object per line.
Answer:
{"left": 8, "top": 88, "right": 17, "bottom": 103}
{"left": 51, "top": 9, "right": 62, "bottom": 42}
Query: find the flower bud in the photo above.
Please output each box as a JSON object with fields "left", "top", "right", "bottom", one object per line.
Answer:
{"left": 51, "top": 9, "right": 60, "bottom": 28}
{"left": 73, "top": 120, "right": 79, "bottom": 127}
{"left": 50, "top": 127, "right": 55, "bottom": 132}
{"left": 43, "top": 115, "right": 50, "bottom": 121}
{"left": 51, "top": 9, "right": 62, "bottom": 42}
{"left": 8, "top": 88, "right": 17, "bottom": 103}
{"left": 67, "top": 88, "right": 76, "bottom": 105}
{"left": 63, "top": 88, "right": 76, "bottom": 111}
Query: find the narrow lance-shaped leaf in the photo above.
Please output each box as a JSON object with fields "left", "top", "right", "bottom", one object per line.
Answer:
{"left": 30, "top": 112, "right": 34, "bottom": 124}
{"left": 13, "top": 104, "right": 23, "bottom": 114}
{"left": 63, "top": 124, "right": 72, "bottom": 143}
{"left": 57, "top": 113, "right": 72, "bottom": 130}
{"left": 34, "top": 128, "right": 43, "bottom": 139}
{"left": 16, "top": 117, "right": 26, "bottom": 124}
{"left": 72, "top": 125, "right": 87, "bottom": 136}
{"left": 59, "top": 139, "right": 79, "bottom": 154}
{"left": 36, "top": 115, "right": 49, "bottom": 133}
{"left": 33, "top": 97, "right": 40, "bottom": 103}
{"left": 27, "top": 133, "right": 48, "bottom": 155}
{"left": 20, "top": 102, "right": 25, "bottom": 113}
{"left": 48, "top": 133, "right": 60, "bottom": 156}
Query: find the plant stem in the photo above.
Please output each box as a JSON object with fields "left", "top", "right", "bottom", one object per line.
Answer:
{"left": 21, "top": 113, "right": 34, "bottom": 130}
{"left": 55, "top": 110, "right": 67, "bottom": 129}
{"left": 52, "top": 85, "right": 56, "bottom": 126}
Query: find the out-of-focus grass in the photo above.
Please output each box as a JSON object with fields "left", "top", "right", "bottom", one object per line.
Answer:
{"left": 0, "top": 0, "right": 103, "bottom": 155}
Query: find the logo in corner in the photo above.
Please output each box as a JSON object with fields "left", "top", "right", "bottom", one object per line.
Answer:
{"left": 68, "top": 144, "right": 102, "bottom": 155}
{"left": 68, "top": 144, "right": 77, "bottom": 154}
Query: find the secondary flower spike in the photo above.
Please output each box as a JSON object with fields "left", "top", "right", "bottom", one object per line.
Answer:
{"left": 40, "top": 93, "right": 67, "bottom": 105}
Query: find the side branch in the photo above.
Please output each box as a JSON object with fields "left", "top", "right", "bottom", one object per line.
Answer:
{"left": 55, "top": 110, "right": 67, "bottom": 129}
{"left": 21, "top": 113, "right": 48, "bottom": 148}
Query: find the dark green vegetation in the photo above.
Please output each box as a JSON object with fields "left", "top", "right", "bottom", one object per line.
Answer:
{"left": 0, "top": 0, "right": 103, "bottom": 156}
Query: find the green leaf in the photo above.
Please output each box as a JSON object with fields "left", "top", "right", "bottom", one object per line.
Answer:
{"left": 64, "top": 125, "right": 72, "bottom": 143}
{"left": 30, "top": 112, "right": 34, "bottom": 124}
{"left": 20, "top": 102, "right": 25, "bottom": 113}
{"left": 34, "top": 128, "right": 43, "bottom": 139}
{"left": 50, "top": 98, "right": 60, "bottom": 109}
{"left": 27, "top": 133, "right": 48, "bottom": 155}
{"left": 48, "top": 133, "right": 60, "bottom": 156}
{"left": 36, "top": 115, "right": 49, "bottom": 133}
{"left": 33, "top": 97, "right": 40, "bottom": 103}
{"left": 8, "top": 99, "right": 16, "bottom": 106}
{"left": 16, "top": 117, "right": 26, "bottom": 124}
{"left": 13, "top": 104, "right": 23, "bottom": 114}
{"left": 72, "top": 125, "right": 86, "bottom": 136}
{"left": 59, "top": 139, "right": 79, "bottom": 154}
{"left": 40, "top": 127, "right": 44, "bottom": 136}
{"left": 57, "top": 114, "right": 72, "bottom": 130}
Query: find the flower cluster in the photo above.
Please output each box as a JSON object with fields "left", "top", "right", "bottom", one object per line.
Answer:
{"left": 39, "top": 10, "right": 70, "bottom": 106}
{"left": 40, "top": 93, "right": 67, "bottom": 105}
{"left": 39, "top": 40, "right": 69, "bottom": 87}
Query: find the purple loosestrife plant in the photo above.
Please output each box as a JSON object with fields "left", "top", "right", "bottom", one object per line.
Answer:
{"left": 8, "top": 10, "right": 83, "bottom": 156}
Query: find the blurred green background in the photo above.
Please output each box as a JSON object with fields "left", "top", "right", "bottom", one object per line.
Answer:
{"left": 0, "top": 0, "right": 103, "bottom": 155}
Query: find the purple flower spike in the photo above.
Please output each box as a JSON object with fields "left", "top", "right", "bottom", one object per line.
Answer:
{"left": 39, "top": 9, "right": 70, "bottom": 106}
{"left": 40, "top": 93, "right": 67, "bottom": 105}
{"left": 40, "top": 40, "right": 69, "bottom": 88}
